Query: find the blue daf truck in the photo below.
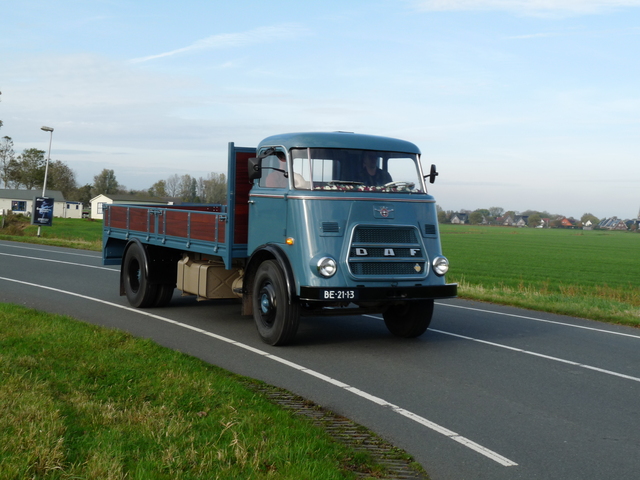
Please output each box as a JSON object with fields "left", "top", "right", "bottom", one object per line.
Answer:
{"left": 103, "top": 132, "right": 457, "bottom": 345}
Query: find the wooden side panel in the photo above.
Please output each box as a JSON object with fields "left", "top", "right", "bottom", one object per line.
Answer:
{"left": 233, "top": 151, "right": 253, "bottom": 244}
{"left": 163, "top": 210, "right": 225, "bottom": 243}
{"left": 189, "top": 212, "right": 225, "bottom": 242}
{"left": 164, "top": 210, "right": 189, "bottom": 238}
{"left": 128, "top": 208, "right": 150, "bottom": 233}
{"left": 109, "top": 206, "right": 129, "bottom": 230}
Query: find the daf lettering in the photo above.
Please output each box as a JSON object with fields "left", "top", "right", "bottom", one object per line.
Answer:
{"left": 410, "top": 249, "right": 420, "bottom": 256}
{"left": 356, "top": 248, "right": 368, "bottom": 256}
{"left": 384, "top": 248, "right": 395, "bottom": 257}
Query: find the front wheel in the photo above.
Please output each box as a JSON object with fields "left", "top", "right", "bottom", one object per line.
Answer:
{"left": 252, "top": 260, "right": 299, "bottom": 346}
{"left": 383, "top": 299, "right": 434, "bottom": 338}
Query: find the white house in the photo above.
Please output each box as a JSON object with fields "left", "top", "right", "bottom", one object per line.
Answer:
{"left": 0, "top": 189, "right": 73, "bottom": 218}
{"left": 63, "top": 201, "right": 84, "bottom": 219}
{"left": 90, "top": 194, "right": 173, "bottom": 220}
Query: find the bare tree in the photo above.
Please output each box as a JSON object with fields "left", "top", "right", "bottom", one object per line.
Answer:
{"left": 165, "top": 174, "right": 180, "bottom": 197}
{"left": 0, "top": 136, "right": 15, "bottom": 188}
{"left": 202, "top": 172, "right": 227, "bottom": 204}
{"left": 489, "top": 206, "right": 504, "bottom": 218}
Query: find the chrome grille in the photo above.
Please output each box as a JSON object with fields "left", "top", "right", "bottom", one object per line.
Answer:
{"left": 348, "top": 226, "right": 427, "bottom": 278}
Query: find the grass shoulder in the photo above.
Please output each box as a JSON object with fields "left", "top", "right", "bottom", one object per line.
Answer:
{"left": 0, "top": 214, "right": 102, "bottom": 251}
{"left": 0, "top": 304, "right": 427, "bottom": 479}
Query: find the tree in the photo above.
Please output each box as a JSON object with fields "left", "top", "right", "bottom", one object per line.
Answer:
{"left": 165, "top": 174, "right": 180, "bottom": 197}
{"left": 8, "top": 148, "right": 46, "bottom": 189}
{"left": 48, "top": 160, "right": 77, "bottom": 199}
{"left": 0, "top": 136, "right": 15, "bottom": 188}
{"left": 148, "top": 179, "right": 167, "bottom": 197}
{"left": 528, "top": 213, "right": 542, "bottom": 227}
{"left": 581, "top": 213, "right": 599, "bottom": 225}
{"left": 201, "top": 172, "right": 227, "bottom": 204}
{"left": 68, "top": 184, "right": 93, "bottom": 205}
{"left": 92, "top": 169, "right": 120, "bottom": 195}
{"left": 469, "top": 211, "right": 484, "bottom": 225}
{"left": 489, "top": 206, "right": 504, "bottom": 218}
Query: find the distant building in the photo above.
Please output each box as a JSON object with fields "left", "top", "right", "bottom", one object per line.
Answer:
{"left": 0, "top": 189, "right": 81, "bottom": 218}
{"left": 502, "top": 214, "right": 528, "bottom": 227}
{"left": 451, "top": 213, "right": 469, "bottom": 224}
{"left": 559, "top": 217, "right": 575, "bottom": 228}
{"left": 514, "top": 215, "right": 529, "bottom": 227}
{"left": 597, "top": 217, "right": 628, "bottom": 231}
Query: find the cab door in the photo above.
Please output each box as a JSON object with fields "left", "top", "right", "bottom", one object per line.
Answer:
{"left": 247, "top": 148, "right": 289, "bottom": 252}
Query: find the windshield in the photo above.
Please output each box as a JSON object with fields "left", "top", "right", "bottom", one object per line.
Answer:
{"left": 290, "top": 148, "right": 426, "bottom": 193}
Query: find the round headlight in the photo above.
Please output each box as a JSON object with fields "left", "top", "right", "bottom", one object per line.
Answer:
{"left": 432, "top": 256, "right": 449, "bottom": 276}
{"left": 317, "top": 257, "right": 337, "bottom": 277}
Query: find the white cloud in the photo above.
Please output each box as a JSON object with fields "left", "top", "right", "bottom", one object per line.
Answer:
{"left": 412, "top": 0, "right": 640, "bottom": 15}
{"left": 130, "top": 24, "right": 310, "bottom": 63}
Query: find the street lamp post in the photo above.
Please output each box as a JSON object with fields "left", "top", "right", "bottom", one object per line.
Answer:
{"left": 38, "top": 126, "right": 54, "bottom": 237}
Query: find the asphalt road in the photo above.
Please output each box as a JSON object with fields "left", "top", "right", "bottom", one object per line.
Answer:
{"left": 1, "top": 239, "right": 639, "bottom": 480}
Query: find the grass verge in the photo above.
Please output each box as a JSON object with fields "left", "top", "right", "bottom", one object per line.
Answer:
{"left": 451, "top": 276, "right": 640, "bottom": 326}
{"left": 440, "top": 225, "right": 640, "bottom": 328}
{"left": 0, "top": 304, "right": 418, "bottom": 480}
{"left": 0, "top": 215, "right": 102, "bottom": 251}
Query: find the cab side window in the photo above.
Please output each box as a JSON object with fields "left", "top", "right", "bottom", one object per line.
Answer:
{"left": 259, "top": 151, "right": 288, "bottom": 188}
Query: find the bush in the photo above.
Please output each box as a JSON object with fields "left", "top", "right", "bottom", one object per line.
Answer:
{"left": 0, "top": 212, "right": 28, "bottom": 236}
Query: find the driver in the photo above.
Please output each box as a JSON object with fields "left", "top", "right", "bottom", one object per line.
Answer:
{"left": 360, "top": 152, "right": 392, "bottom": 186}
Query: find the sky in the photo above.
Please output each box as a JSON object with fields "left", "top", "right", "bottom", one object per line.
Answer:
{"left": 1, "top": 0, "right": 639, "bottom": 220}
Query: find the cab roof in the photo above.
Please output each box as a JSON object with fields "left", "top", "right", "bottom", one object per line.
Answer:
{"left": 257, "top": 132, "right": 421, "bottom": 154}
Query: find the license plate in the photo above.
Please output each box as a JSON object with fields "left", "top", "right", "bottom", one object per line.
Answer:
{"left": 320, "top": 289, "right": 358, "bottom": 300}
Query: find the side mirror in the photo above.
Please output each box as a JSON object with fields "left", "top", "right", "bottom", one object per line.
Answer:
{"left": 248, "top": 157, "right": 261, "bottom": 181}
{"left": 426, "top": 164, "right": 439, "bottom": 184}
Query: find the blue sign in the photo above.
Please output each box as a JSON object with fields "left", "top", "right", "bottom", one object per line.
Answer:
{"left": 32, "top": 197, "right": 54, "bottom": 226}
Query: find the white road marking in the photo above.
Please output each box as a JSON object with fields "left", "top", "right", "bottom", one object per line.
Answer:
{"left": 429, "top": 328, "right": 640, "bottom": 383}
{"left": 0, "top": 276, "right": 518, "bottom": 468}
{"left": 435, "top": 301, "right": 640, "bottom": 340}
{"left": 366, "top": 314, "right": 640, "bottom": 383}
{"left": 0, "top": 242, "right": 101, "bottom": 258}
{"left": 0, "top": 252, "right": 116, "bottom": 272}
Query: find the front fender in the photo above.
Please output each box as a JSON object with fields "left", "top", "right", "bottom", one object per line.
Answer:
{"left": 245, "top": 244, "right": 297, "bottom": 305}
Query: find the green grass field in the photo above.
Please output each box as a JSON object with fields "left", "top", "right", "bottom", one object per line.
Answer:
{"left": 0, "top": 215, "right": 102, "bottom": 250}
{"left": 440, "top": 224, "right": 640, "bottom": 326}
{"left": 0, "top": 305, "right": 396, "bottom": 479}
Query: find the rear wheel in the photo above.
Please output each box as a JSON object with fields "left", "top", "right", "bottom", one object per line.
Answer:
{"left": 383, "top": 299, "right": 434, "bottom": 338}
{"left": 122, "top": 243, "right": 157, "bottom": 308}
{"left": 252, "top": 260, "right": 299, "bottom": 346}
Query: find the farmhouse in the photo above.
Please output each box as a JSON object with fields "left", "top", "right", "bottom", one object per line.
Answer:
{"left": 90, "top": 194, "right": 175, "bottom": 220}
{"left": 451, "top": 212, "right": 468, "bottom": 224}
{"left": 598, "top": 217, "right": 628, "bottom": 231}
{"left": 502, "top": 215, "right": 529, "bottom": 227}
{"left": 0, "top": 189, "right": 81, "bottom": 218}
{"left": 558, "top": 217, "right": 576, "bottom": 228}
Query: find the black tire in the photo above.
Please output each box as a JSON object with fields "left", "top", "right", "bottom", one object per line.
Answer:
{"left": 122, "top": 243, "right": 157, "bottom": 308}
{"left": 252, "top": 260, "right": 299, "bottom": 346}
{"left": 153, "top": 284, "right": 175, "bottom": 308}
{"left": 383, "top": 299, "right": 434, "bottom": 338}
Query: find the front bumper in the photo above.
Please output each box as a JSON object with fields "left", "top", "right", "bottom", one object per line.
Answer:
{"left": 299, "top": 283, "right": 458, "bottom": 302}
